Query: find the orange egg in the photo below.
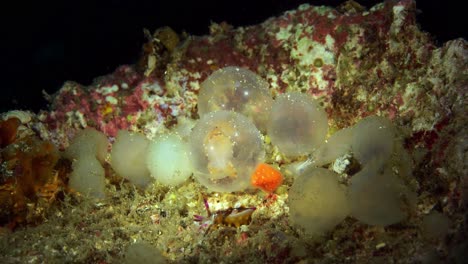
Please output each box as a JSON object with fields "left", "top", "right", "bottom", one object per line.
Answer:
{"left": 250, "top": 163, "right": 283, "bottom": 193}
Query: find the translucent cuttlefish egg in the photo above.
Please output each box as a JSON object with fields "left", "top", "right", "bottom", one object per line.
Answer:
{"left": 267, "top": 92, "right": 328, "bottom": 157}
{"left": 189, "top": 110, "right": 265, "bottom": 192}
{"left": 197, "top": 66, "right": 273, "bottom": 132}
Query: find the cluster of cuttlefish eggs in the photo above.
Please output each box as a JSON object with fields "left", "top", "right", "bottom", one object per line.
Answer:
{"left": 190, "top": 67, "right": 415, "bottom": 235}
{"left": 75, "top": 66, "right": 413, "bottom": 236}
{"left": 191, "top": 66, "right": 328, "bottom": 193}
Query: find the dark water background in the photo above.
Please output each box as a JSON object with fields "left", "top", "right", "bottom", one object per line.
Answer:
{"left": 1, "top": 0, "right": 465, "bottom": 113}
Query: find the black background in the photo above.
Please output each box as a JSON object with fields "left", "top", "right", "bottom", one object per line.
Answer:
{"left": 1, "top": 0, "right": 465, "bottom": 113}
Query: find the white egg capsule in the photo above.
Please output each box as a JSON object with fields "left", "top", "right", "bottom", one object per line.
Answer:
{"left": 146, "top": 133, "right": 193, "bottom": 186}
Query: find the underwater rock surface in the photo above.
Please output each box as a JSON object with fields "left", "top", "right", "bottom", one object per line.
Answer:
{"left": 1, "top": 0, "right": 467, "bottom": 263}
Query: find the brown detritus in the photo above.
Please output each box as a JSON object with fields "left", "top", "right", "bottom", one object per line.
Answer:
{"left": 343, "top": 156, "right": 362, "bottom": 176}
{"left": 138, "top": 27, "right": 181, "bottom": 77}
{"left": 330, "top": 87, "right": 362, "bottom": 128}
{"left": 337, "top": 0, "right": 366, "bottom": 15}
{"left": 209, "top": 22, "right": 233, "bottom": 37}
{"left": 104, "top": 162, "right": 126, "bottom": 187}
{"left": 313, "top": 58, "right": 324, "bottom": 68}
{"left": 213, "top": 207, "right": 256, "bottom": 228}
{"left": 0, "top": 124, "right": 69, "bottom": 228}
{"left": 194, "top": 196, "right": 256, "bottom": 233}
{"left": 0, "top": 117, "right": 21, "bottom": 148}
{"left": 154, "top": 26, "right": 180, "bottom": 53}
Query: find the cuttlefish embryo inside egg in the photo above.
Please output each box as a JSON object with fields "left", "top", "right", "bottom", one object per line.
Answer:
{"left": 189, "top": 110, "right": 265, "bottom": 192}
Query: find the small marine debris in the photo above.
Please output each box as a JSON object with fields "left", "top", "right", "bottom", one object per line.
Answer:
{"left": 194, "top": 195, "right": 256, "bottom": 234}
